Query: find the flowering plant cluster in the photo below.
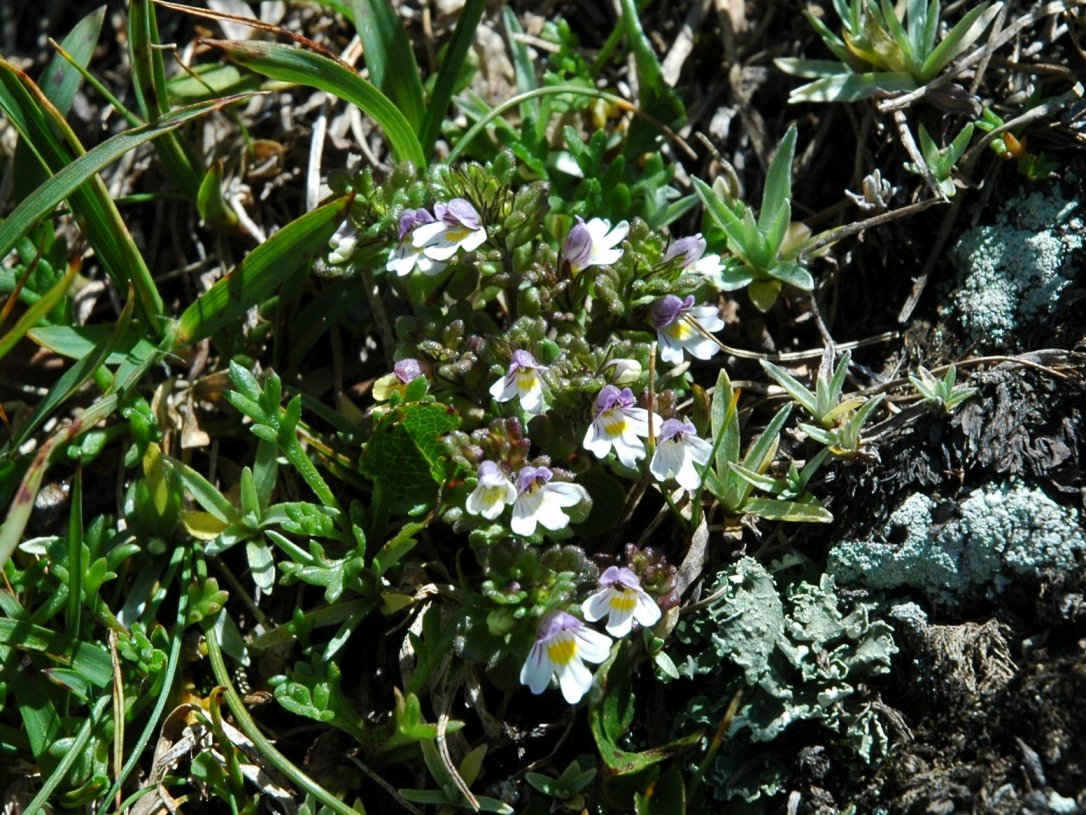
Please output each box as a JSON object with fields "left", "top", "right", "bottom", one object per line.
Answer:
{"left": 316, "top": 156, "right": 870, "bottom": 716}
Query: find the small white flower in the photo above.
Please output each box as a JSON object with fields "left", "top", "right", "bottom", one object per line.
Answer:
{"left": 465, "top": 461, "right": 517, "bottom": 520}
{"left": 511, "top": 466, "right": 589, "bottom": 537}
{"left": 563, "top": 216, "right": 629, "bottom": 273}
{"left": 582, "top": 566, "right": 662, "bottom": 637}
{"left": 328, "top": 220, "right": 358, "bottom": 265}
{"left": 665, "top": 233, "right": 725, "bottom": 285}
{"left": 489, "top": 350, "right": 546, "bottom": 414}
{"left": 649, "top": 295, "right": 725, "bottom": 365}
{"left": 582, "top": 385, "right": 660, "bottom": 468}
{"left": 650, "top": 418, "right": 713, "bottom": 491}
{"left": 411, "top": 198, "right": 487, "bottom": 262}
{"left": 386, "top": 208, "right": 447, "bottom": 276}
{"left": 520, "top": 610, "right": 613, "bottom": 704}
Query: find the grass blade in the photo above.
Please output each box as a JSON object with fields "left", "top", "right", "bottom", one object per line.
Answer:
{"left": 128, "top": 0, "right": 203, "bottom": 199}
{"left": 617, "top": 0, "right": 686, "bottom": 155}
{"left": 13, "top": 5, "right": 105, "bottom": 201}
{"left": 0, "top": 619, "right": 114, "bottom": 687}
{"left": 11, "top": 293, "right": 137, "bottom": 465}
{"left": 0, "top": 262, "right": 78, "bottom": 361}
{"left": 418, "top": 0, "right": 486, "bottom": 156}
{"left": 203, "top": 38, "right": 425, "bottom": 167}
{"left": 0, "top": 75, "right": 250, "bottom": 324}
{"left": 349, "top": 0, "right": 425, "bottom": 133}
{"left": 174, "top": 195, "right": 351, "bottom": 346}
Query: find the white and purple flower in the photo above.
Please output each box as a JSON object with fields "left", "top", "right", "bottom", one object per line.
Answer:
{"left": 386, "top": 208, "right": 447, "bottom": 276}
{"left": 489, "top": 350, "right": 546, "bottom": 414}
{"left": 582, "top": 385, "right": 659, "bottom": 468}
{"left": 650, "top": 295, "right": 725, "bottom": 365}
{"left": 411, "top": 198, "right": 487, "bottom": 262}
{"left": 581, "top": 566, "right": 662, "bottom": 638}
{"left": 563, "top": 216, "right": 629, "bottom": 274}
{"left": 464, "top": 461, "right": 517, "bottom": 521}
{"left": 511, "top": 466, "right": 589, "bottom": 537}
{"left": 665, "top": 233, "right": 725, "bottom": 285}
{"left": 520, "top": 610, "right": 613, "bottom": 704}
{"left": 649, "top": 418, "right": 713, "bottom": 491}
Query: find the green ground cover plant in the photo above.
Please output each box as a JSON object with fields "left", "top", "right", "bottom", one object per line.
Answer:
{"left": 1, "top": 0, "right": 1083, "bottom": 812}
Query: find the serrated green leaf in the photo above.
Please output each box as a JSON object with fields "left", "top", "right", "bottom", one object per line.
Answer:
{"left": 360, "top": 402, "right": 461, "bottom": 500}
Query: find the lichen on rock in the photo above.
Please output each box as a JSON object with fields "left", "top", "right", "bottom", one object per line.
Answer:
{"left": 950, "top": 188, "right": 1083, "bottom": 346}
{"left": 828, "top": 482, "right": 1086, "bottom": 605}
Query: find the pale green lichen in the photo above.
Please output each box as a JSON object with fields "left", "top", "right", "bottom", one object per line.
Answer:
{"left": 828, "top": 482, "right": 1086, "bottom": 605}
{"left": 676, "top": 558, "right": 897, "bottom": 802}
{"left": 950, "top": 189, "right": 1083, "bottom": 345}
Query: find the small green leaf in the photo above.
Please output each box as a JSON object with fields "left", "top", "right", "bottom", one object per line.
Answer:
{"left": 758, "top": 125, "right": 797, "bottom": 234}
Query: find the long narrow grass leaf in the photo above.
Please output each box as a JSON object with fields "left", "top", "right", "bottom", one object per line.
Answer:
{"left": 13, "top": 5, "right": 105, "bottom": 201}
{"left": 13, "top": 295, "right": 137, "bottom": 454}
{"left": 174, "top": 195, "right": 351, "bottom": 346}
{"left": 349, "top": 0, "right": 425, "bottom": 132}
{"left": 0, "top": 78, "right": 246, "bottom": 286}
{"left": 0, "top": 262, "right": 77, "bottom": 361}
{"left": 204, "top": 39, "right": 425, "bottom": 167}
{"left": 0, "top": 619, "right": 113, "bottom": 687}
{"left": 920, "top": 2, "right": 1001, "bottom": 81}
{"left": 418, "top": 0, "right": 486, "bottom": 155}
{"left": 0, "top": 63, "right": 245, "bottom": 325}
{"left": 129, "top": 0, "right": 203, "bottom": 199}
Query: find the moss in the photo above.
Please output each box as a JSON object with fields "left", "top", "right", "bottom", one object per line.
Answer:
{"left": 950, "top": 189, "right": 1083, "bottom": 346}
{"left": 828, "top": 483, "right": 1086, "bottom": 605}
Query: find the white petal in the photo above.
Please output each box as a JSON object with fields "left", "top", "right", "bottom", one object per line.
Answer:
{"left": 674, "top": 454, "right": 704, "bottom": 491}
{"left": 557, "top": 659, "right": 593, "bottom": 704}
{"left": 459, "top": 227, "right": 487, "bottom": 252}
{"left": 622, "top": 408, "right": 653, "bottom": 437}
{"left": 657, "top": 333, "right": 685, "bottom": 365}
{"left": 650, "top": 442, "right": 682, "bottom": 483}
{"left": 410, "top": 221, "right": 447, "bottom": 247}
{"left": 414, "top": 255, "right": 447, "bottom": 276}
{"left": 489, "top": 375, "right": 513, "bottom": 402}
{"left": 511, "top": 492, "right": 543, "bottom": 536}
{"left": 519, "top": 382, "right": 545, "bottom": 414}
{"left": 690, "top": 306, "right": 725, "bottom": 332}
{"left": 633, "top": 592, "right": 662, "bottom": 628}
{"left": 589, "top": 246, "right": 623, "bottom": 267}
{"left": 582, "top": 590, "right": 610, "bottom": 622}
{"left": 612, "top": 434, "right": 647, "bottom": 468}
{"left": 573, "top": 627, "right": 613, "bottom": 663}
{"left": 387, "top": 247, "right": 418, "bottom": 276}
{"left": 583, "top": 422, "right": 615, "bottom": 458}
{"left": 603, "top": 607, "right": 635, "bottom": 638}
{"left": 533, "top": 495, "right": 572, "bottom": 531}
{"left": 686, "top": 435, "right": 714, "bottom": 466}
{"left": 419, "top": 238, "right": 461, "bottom": 262}
{"left": 543, "top": 482, "right": 588, "bottom": 508}
{"left": 520, "top": 645, "right": 553, "bottom": 694}
{"left": 682, "top": 335, "right": 721, "bottom": 361}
